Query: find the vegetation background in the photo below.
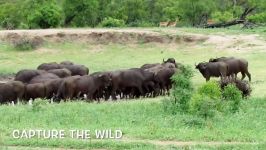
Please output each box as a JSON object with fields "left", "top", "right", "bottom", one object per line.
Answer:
{"left": 0, "top": 0, "right": 266, "bottom": 29}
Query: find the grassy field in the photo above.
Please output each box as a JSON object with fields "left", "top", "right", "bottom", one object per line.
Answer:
{"left": 0, "top": 28, "right": 266, "bottom": 149}
{"left": 0, "top": 98, "right": 265, "bottom": 149}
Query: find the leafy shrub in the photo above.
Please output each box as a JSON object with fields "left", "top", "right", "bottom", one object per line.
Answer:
{"left": 11, "top": 36, "right": 43, "bottom": 51}
{"left": 163, "top": 65, "right": 193, "bottom": 114}
{"left": 248, "top": 13, "right": 266, "bottom": 23}
{"left": 27, "top": 2, "right": 62, "bottom": 28}
{"left": 212, "top": 11, "right": 234, "bottom": 23}
{"left": 198, "top": 81, "right": 222, "bottom": 99}
{"left": 1, "top": 18, "right": 19, "bottom": 30}
{"left": 190, "top": 81, "right": 222, "bottom": 119}
{"left": 0, "top": 3, "right": 22, "bottom": 29}
{"left": 100, "top": 17, "right": 125, "bottom": 27}
{"left": 222, "top": 84, "right": 242, "bottom": 113}
{"left": 190, "top": 94, "right": 221, "bottom": 119}
{"left": 63, "top": 0, "right": 99, "bottom": 27}
{"left": 18, "top": 23, "right": 29, "bottom": 29}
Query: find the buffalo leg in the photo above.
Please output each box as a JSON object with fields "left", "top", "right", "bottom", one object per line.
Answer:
{"left": 241, "top": 72, "right": 246, "bottom": 80}
{"left": 246, "top": 71, "right": 251, "bottom": 81}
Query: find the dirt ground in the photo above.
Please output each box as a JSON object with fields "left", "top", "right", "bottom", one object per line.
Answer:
{"left": 1, "top": 139, "right": 258, "bottom": 150}
{"left": 0, "top": 28, "right": 265, "bottom": 51}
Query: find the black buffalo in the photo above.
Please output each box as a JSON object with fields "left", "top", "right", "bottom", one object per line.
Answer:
{"left": 15, "top": 69, "right": 46, "bottom": 83}
{"left": 209, "top": 57, "right": 251, "bottom": 81}
{"left": 29, "top": 73, "right": 60, "bottom": 84}
{"left": 61, "top": 64, "right": 89, "bottom": 76}
{"left": 60, "top": 61, "right": 74, "bottom": 65}
{"left": 196, "top": 61, "right": 228, "bottom": 81}
{"left": 0, "top": 81, "right": 25, "bottom": 104}
{"left": 37, "top": 62, "right": 62, "bottom": 70}
{"left": 24, "top": 83, "right": 46, "bottom": 100}
{"left": 47, "top": 68, "right": 71, "bottom": 78}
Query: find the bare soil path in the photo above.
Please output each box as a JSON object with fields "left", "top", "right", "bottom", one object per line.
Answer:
{"left": 1, "top": 138, "right": 259, "bottom": 150}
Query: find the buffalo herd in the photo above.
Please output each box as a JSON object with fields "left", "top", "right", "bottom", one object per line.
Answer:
{"left": 0, "top": 58, "right": 180, "bottom": 104}
{"left": 0, "top": 56, "right": 252, "bottom": 105}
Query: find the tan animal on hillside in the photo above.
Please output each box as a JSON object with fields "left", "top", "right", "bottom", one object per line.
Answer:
{"left": 167, "top": 21, "right": 176, "bottom": 27}
{"left": 159, "top": 22, "right": 169, "bottom": 27}
{"left": 207, "top": 19, "right": 215, "bottom": 25}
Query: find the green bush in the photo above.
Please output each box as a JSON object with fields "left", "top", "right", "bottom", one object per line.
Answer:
{"left": 222, "top": 84, "right": 242, "bottom": 113}
{"left": 190, "top": 81, "right": 222, "bottom": 119}
{"left": 0, "top": 3, "right": 22, "bottom": 29}
{"left": 100, "top": 17, "right": 125, "bottom": 27}
{"left": 63, "top": 0, "right": 99, "bottom": 27}
{"left": 212, "top": 11, "right": 234, "bottom": 23}
{"left": 248, "top": 13, "right": 266, "bottom": 23}
{"left": 189, "top": 94, "right": 221, "bottom": 119}
{"left": 27, "top": 2, "right": 62, "bottom": 28}
{"left": 163, "top": 65, "right": 193, "bottom": 114}
{"left": 18, "top": 22, "right": 29, "bottom": 29}
{"left": 198, "top": 81, "right": 222, "bottom": 99}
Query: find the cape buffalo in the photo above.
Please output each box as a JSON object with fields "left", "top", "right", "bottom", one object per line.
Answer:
{"left": 61, "top": 64, "right": 89, "bottom": 76}
{"left": 43, "top": 79, "right": 63, "bottom": 100}
{"left": 56, "top": 74, "right": 111, "bottom": 101}
{"left": 145, "top": 64, "right": 177, "bottom": 95}
{"left": 209, "top": 57, "right": 251, "bottom": 81}
{"left": 15, "top": 69, "right": 46, "bottom": 83}
{"left": 47, "top": 68, "right": 71, "bottom": 78}
{"left": 56, "top": 76, "right": 81, "bottom": 100}
{"left": 37, "top": 62, "right": 62, "bottom": 70}
{"left": 25, "top": 83, "right": 46, "bottom": 100}
{"left": 163, "top": 58, "right": 179, "bottom": 68}
{"left": 0, "top": 81, "right": 25, "bottom": 104}
{"left": 60, "top": 61, "right": 74, "bottom": 65}
{"left": 29, "top": 73, "right": 60, "bottom": 84}
{"left": 141, "top": 63, "right": 160, "bottom": 69}
{"left": 220, "top": 78, "right": 252, "bottom": 97}
{"left": 196, "top": 61, "right": 228, "bottom": 81}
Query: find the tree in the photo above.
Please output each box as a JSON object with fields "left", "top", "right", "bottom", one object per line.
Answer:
{"left": 146, "top": 0, "right": 180, "bottom": 25}
{"left": 178, "top": 0, "right": 216, "bottom": 26}
{"left": 205, "top": 0, "right": 265, "bottom": 28}
{"left": 0, "top": 2, "right": 24, "bottom": 29}
{"left": 23, "top": 0, "right": 62, "bottom": 29}
{"left": 63, "top": 0, "right": 99, "bottom": 27}
{"left": 124, "top": 0, "right": 147, "bottom": 24}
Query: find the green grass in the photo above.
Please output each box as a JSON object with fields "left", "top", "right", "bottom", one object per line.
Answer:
{"left": 0, "top": 98, "right": 265, "bottom": 149}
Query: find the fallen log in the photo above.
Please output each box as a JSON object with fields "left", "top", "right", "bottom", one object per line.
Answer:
{"left": 205, "top": 7, "right": 255, "bottom": 28}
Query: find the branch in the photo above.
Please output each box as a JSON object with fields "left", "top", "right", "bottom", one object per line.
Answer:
{"left": 205, "top": 7, "right": 256, "bottom": 28}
